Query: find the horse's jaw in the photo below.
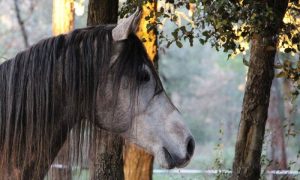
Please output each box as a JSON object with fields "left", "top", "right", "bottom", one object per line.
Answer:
{"left": 125, "top": 101, "right": 195, "bottom": 169}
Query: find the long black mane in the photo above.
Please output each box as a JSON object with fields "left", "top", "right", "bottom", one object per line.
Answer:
{"left": 0, "top": 25, "right": 162, "bottom": 178}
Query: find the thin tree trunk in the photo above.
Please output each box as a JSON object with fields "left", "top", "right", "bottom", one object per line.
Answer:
{"left": 267, "top": 78, "right": 287, "bottom": 180}
{"left": 86, "top": 1, "right": 123, "bottom": 180}
{"left": 283, "top": 79, "right": 296, "bottom": 134}
{"left": 124, "top": 1, "right": 157, "bottom": 180}
{"left": 231, "top": 1, "right": 288, "bottom": 179}
{"left": 14, "top": 0, "right": 29, "bottom": 48}
{"left": 52, "top": 0, "right": 74, "bottom": 35}
{"left": 49, "top": 0, "right": 74, "bottom": 179}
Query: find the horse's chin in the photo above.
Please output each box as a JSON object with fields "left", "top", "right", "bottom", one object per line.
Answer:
{"left": 157, "top": 147, "right": 191, "bottom": 169}
{"left": 159, "top": 159, "right": 191, "bottom": 169}
{"left": 175, "top": 159, "right": 191, "bottom": 168}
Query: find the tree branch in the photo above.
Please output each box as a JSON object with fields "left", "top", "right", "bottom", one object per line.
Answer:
{"left": 14, "top": 0, "right": 29, "bottom": 48}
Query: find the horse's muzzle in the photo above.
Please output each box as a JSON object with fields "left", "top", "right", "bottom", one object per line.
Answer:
{"left": 163, "top": 136, "right": 195, "bottom": 169}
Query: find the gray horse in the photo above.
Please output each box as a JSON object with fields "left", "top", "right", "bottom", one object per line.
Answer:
{"left": 0, "top": 9, "right": 194, "bottom": 179}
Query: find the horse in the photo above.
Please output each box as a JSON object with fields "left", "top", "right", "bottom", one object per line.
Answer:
{"left": 0, "top": 9, "right": 195, "bottom": 179}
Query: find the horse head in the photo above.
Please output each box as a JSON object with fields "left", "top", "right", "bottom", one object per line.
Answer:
{"left": 95, "top": 9, "right": 195, "bottom": 169}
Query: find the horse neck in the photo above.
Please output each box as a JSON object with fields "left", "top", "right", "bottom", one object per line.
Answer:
{"left": 0, "top": 56, "right": 82, "bottom": 179}
{"left": 22, "top": 116, "right": 74, "bottom": 179}
{"left": 0, "top": 30, "right": 101, "bottom": 179}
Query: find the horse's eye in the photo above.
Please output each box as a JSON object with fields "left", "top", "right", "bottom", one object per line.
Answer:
{"left": 138, "top": 71, "right": 150, "bottom": 83}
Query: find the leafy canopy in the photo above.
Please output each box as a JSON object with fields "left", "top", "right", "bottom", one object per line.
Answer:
{"left": 120, "top": 0, "right": 300, "bottom": 89}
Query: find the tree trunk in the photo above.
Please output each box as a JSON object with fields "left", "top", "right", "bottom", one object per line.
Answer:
{"left": 86, "top": 1, "right": 123, "bottom": 180}
{"left": 49, "top": 0, "right": 74, "bottom": 179}
{"left": 52, "top": 0, "right": 74, "bottom": 35}
{"left": 231, "top": 35, "right": 277, "bottom": 180}
{"left": 231, "top": 1, "right": 288, "bottom": 179}
{"left": 283, "top": 78, "right": 296, "bottom": 134}
{"left": 89, "top": 130, "right": 124, "bottom": 180}
{"left": 124, "top": 1, "right": 157, "bottom": 180}
{"left": 267, "top": 78, "right": 287, "bottom": 180}
{"left": 135, "top": 1, "right": 158, "bottom": 63}
{"left": 124, "top": 144, "right": 154, "bottom": 180}
{"left": 87, "top": 0, "right": 119, "bottom": 27}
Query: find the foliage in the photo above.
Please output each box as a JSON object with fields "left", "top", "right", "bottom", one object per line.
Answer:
{"left": 120, "top": 0, "right": 300, "bottom": 93}
{"left": 121, "top": 1, "right": 298, "bottom": 51}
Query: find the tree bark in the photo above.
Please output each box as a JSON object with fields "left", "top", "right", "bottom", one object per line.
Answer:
{"left": 86, "top": 1, "right": 123, "bottom": 180}
{"left": 267, "top": 79, "right": 287, "bottom": 180}
{"left": 123, "top": 1, "right": 157, "bottom": 180}
{"left": 89, "top": 130, "right": 124, "bottom": 180}
{"left": 231, "top": 35, "right": 277, "bottom": 180}
{"left": 124, "top": 144, "right": 154, "bottom": 180}
{"left": 49, "top": 0, "right": 74, "bottom": 179}
{"left": 87, "top": 0, "right": 119, "bottom": 27}
{"left": 231, "top": 1, "right": 289, "bottom": 179}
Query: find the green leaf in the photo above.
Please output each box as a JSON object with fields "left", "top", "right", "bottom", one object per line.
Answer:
{"left": 227, "top": 54, "right": 232, "bottom": 59}
{"left": 141, "top": 38, "right": 147, "bottom": 43}
{"left": 172, "top": 30, "right": 178, "bottom": 39}
{"left": 176, "top": 41, "right": 183, "bottom": 48}
{"left": 179, "top": 26, "right": 187, "bottom": 33}
{"left": 284, "top": 48, "right": 292, "bottom": 53}
{"left": 202, "top": 30, "right": 210, "bottom": 37}
{"left": 276, "top": 71, "right": 287, "bottom": 78}
{"left": 274, "top": 64, "right": 283, "bottom": 69}
{"left": 145, "top": 16, "right": 151, "bottom": 21}
{"left": 166, "top": 41, "right": 172, "bottom": 48}
{"left": 199, "top": 39, "right": 205, "bottom": 45}
{"left": 188, "top": 37, "right": 194, "bottom": 47}
{"left": 243, "top": 58, "right": 249, "bottom": 66}
{"left": 241, "top": 31, "right": 248, "bottom": 37}
{"left": 292, "top": 36, "right": 299, "bottom": 44}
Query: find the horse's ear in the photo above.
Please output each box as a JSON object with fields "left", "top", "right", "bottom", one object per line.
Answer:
{"left": 112, "top": 8, "right": 142, "bottom": 41}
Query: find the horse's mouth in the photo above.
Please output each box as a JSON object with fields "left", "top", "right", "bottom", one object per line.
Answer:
{"left": 162, "top": 147, "right": 191, "bottom": 169}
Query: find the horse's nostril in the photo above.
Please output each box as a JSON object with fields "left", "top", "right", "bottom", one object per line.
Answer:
{"left": 186, "top": 137, "right": 195, "bottom": 158}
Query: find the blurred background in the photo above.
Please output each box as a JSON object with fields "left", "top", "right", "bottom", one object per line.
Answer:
{"left": 0, "top": 0, "right": 299, "bottom": 179}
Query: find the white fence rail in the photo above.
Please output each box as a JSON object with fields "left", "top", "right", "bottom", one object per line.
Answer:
{"left": 153, "top": 169, "right": 300, "bottom": 176}
{"left": 51, "top": 164, "right": 300, "bottom": 176}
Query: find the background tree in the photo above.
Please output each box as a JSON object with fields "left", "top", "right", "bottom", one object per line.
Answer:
{"left": 52, "top": 0, "right": 74, "bottom": 35}
{"left": 219, "top": 1, "right": 289, "bottom": 179}
{"left": 266, "top": 78, "right": 288, "bottom": 180}
{"left": 49, "top": 0, "right": 74, "bottom": 179}
{"left": 122, "top": 1, "right": 157, "bottom": 179}
{"left": 195, "top": 0, "right": 300, "bottom": 178}
{"left": 86, "top": 0, "right": 124, "bottom": 179}
{"left": 14, "top": 0, "right": 29, "bottom": 48}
